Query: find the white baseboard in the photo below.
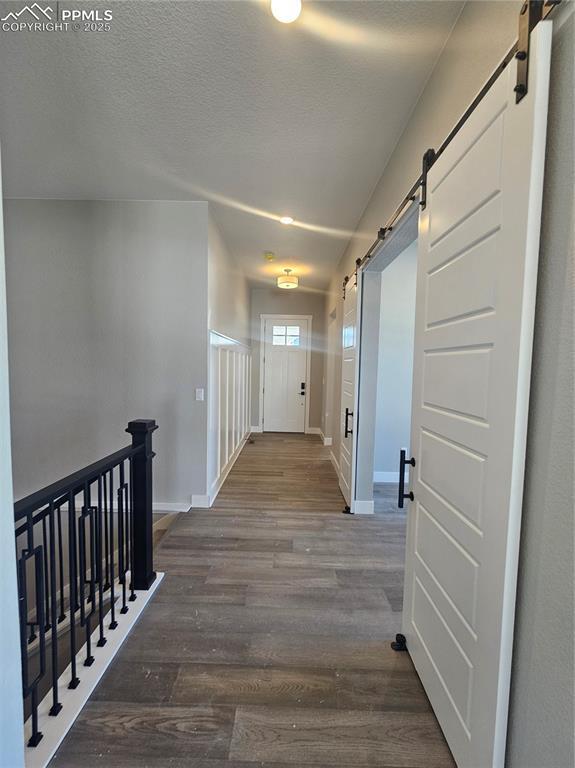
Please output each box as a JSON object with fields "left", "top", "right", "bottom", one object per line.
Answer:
{"left": 305, "top": 426, "right": 322, "bottom": 435}
{"left": 373, "top": 471, "right": 407, "bottom": 483}
{"left": 352, "top": 499, "right": 374, "bottom": 515}
{"left": 209, "top": 433, "right": 249, "bottom": 506}
{"left": 25, "top": 573, "right": 164, "bottom": 768}
{"left": 190, "top": 494, "right": 211, "bottom": 508}
{"left": 250, "top": 425, "right": 262, "bottom": 433}
{"left": 153, "top": 501, "right": 190, "bottom": 513}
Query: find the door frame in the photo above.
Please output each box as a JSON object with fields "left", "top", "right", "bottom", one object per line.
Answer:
{"left": 338, "top": 272, "right": 363, "bottom": 510}
{"left": 258, "top": 314, "right": 313, "bottom": 434}
{"left": 353, "top": 198, "right": 419, "bottom": 511}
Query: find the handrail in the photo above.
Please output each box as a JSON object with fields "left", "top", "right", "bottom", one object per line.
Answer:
{"left": 15, "top": 444, "right": 142, "bottom": 521}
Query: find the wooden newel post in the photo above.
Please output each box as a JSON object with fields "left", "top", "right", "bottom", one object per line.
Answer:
{"left": 126, "top": 419, "right": 158, "bottom": 590}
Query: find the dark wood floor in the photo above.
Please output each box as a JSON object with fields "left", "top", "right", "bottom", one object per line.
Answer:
{"left": 51, "top": 433, "right": 454, "bottom": 768}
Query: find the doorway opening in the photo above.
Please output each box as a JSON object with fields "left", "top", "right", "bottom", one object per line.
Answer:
{"left": 372, "top": 240, "right": 417, "bottom": 518}
{"left": 259, "top": 314, "right": 312, "bottom": 433}
{"left": 353, "top": 198, "right": 419, "bottom": 523}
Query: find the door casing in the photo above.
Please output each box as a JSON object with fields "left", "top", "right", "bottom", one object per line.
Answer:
{"left": 354, "top": 200, "right": 420, "bottom": 510}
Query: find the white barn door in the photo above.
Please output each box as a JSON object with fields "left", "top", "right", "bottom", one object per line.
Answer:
{"left": 339, "top": 272, "right": 358, "bottom": 506}
{"left": 402, "top": 24, "right": 552, "bottom": 768}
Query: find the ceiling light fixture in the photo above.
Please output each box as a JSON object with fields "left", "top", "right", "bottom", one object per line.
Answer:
{"left": 270, "top": 0, "right": 302, "bottom": 24}
{"left": 277, "top": 268, "right": 299, "bottom": 289}
{"left": 279, "top": 216, "right": 294, "bottom": 225}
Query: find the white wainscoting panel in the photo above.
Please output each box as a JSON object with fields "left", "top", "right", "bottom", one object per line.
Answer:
{"left": 208, "top": 332, "right": 251, "bottom": 506}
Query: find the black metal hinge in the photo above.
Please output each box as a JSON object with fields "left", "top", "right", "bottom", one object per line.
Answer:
{"left": 419, "top": 148, "right": 436, "bottom": 210}
{"left": 515, "top": 0, "right": 544, "bottom": 102}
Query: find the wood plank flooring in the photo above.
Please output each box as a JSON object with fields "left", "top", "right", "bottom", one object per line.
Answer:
{"left": 50, "top": 433, "right": 454, "bottom": 768}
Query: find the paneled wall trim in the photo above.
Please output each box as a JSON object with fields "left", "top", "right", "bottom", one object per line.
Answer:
{"left": 207, "top": 331, "right": 251, "bottom": 507}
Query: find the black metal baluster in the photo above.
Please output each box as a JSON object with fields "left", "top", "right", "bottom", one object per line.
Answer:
{"left": 56, "top": 503, "right": 66, "bottom": 623}
{"left": 103, "top": 470, "right": 111, "bottom": 591}
{"left": 41, "top": 512, "right": 51, "bottom": 631}
{"left": 79, "top": 485, "right": 95, "bottom": 667}
{"left": 108, "top": 467, "right": 118, "bottom": 630}
{"left": 128, "top": 457, "right": 136, "bottom": 602}
{"left": 20, "top": 546, "right": 47, "bottom": 746}
{"left": 17, "top": 543, "right": 33, "bottom": 742}
{"left": 48, "top": 502, "right": 63, "bottom": 716}
{"left": 87, "top": 498, "right": 97, "bottom": 655}
{"left": 31, "top": 547, "right": 47, "bottom": 745}
{"left": 117, "top": 462, "right": 128, "bottom": 614}
{"left": 67, "top": 492, "right": 80, "bottom": 689}
{"left": 26, "top": 511, "right": 36, "bottom": 644}
{"left": 96, "top": 476, "right": 106, "bottom": 647}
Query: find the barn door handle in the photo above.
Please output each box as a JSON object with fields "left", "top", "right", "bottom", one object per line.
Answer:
{"left": 398, "top": 449, "right": 415, "bottom": 508}
{"left": 300, "top": 382, "right": 306, "bottom": 395}
{"left": 344, "top": 408, "right": 353, "bottom": 438}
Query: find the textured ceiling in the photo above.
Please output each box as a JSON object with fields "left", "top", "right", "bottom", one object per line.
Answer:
{"left": 0, "top": 0, "right": 463, "bottom": 288}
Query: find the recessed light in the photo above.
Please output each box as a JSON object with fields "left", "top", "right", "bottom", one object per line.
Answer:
{"left": 271, "top": 0, "right": 302, "bottom": 24}
{"left": 280, "top": 216, "right": 294, "bottom": 225}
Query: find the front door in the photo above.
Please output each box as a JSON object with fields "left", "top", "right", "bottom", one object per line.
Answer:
{"left": 402, "top": 23, "right": 552, "bottom": 768}
{"left": 262, "top": 316, "right": 309, "bottom": 433}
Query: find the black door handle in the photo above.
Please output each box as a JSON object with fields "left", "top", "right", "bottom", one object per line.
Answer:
{"left": 398, "top": 449, "right": 415, "bottom": 508}
{"left": 300, "top": 382, "right": 306, "bottom": 395}
{"left": 344, "top": 408, "right": 353, "bottom": 438}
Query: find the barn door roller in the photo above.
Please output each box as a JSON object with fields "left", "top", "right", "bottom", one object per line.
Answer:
{"left": 515, "top": 1, "right": 544, "bottom": 102}
{"left": 419, "top": 147, "right": 436, "bottom": 211}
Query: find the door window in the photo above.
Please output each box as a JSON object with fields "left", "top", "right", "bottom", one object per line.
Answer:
{"left": 272, "top": 325, "right": 300, "bottom": 346}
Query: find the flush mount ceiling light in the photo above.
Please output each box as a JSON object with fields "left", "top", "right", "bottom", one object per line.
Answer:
{"left": 277, "top": 268, "right": 299, "bottom": 289}
{"left": 279, "top": 216, "right": 294, "bottom": 225}
{"left": 271, "top": 0, "right": 302, "bottom": 24}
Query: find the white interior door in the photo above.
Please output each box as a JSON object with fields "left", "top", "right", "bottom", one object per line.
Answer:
{"left": 339, "top": 273, "right": 358, "bottom": 506}
{"left": 263, "top": 317, "right": 309, "bottom": 432}
{"left": 402, "top": 24, "right": 552, "bottom": 768}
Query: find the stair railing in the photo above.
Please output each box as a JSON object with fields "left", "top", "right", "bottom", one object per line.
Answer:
{"left": 14, "top": 419, "right": 157, "bottom": 748}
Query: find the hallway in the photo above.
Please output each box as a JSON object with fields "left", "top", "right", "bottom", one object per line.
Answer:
{"left": 51, "top": 433, "right": 454, "bottom": 767}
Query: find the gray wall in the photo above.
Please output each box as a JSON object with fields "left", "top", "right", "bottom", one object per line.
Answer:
{"left": 5, "top": 199, "right": 210, "bottom": 505}
{"left": 324, "top": 2, "right": 574, "bottom": 763}
{"left": 208, "top": 212, "right": 250, "bottom": 346}
{"left": 506, "top": 7, "right": 574, "bottom": 767}
{"left": 374, "top": 241, "right": 417, "bottom": 475}
{"left": 0, "top": 149, "right": 24, "bottom": 768}
{"left": 250, "top": 286, "right": 325, "bottom": 430}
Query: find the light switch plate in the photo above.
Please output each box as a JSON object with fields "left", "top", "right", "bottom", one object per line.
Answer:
{"left": 195, "top": 388, "right": 205, "bottom": 401}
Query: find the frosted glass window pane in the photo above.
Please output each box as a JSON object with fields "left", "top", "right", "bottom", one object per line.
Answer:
{"left": 273, "top": 335, "right": 286, "bottom": 346}
{"left": 286, "top": 326, "right": 299, "bottom": 335}
{"left": 273, "top": 326, "right": 286, "bottom": 335}
{"left": 287, "top": 335, "right": 300, "bottom": 346}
